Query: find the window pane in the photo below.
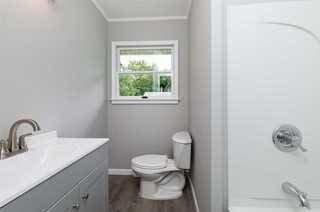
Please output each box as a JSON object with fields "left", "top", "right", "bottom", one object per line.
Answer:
{"left": 119, "top": 48, "right": 172, "bottom": 73}
{"left": 160, "top": 75, "right": 172, "bottom": 92}
{"left": 119, "top": 73, "right": 172, "bottom": 97}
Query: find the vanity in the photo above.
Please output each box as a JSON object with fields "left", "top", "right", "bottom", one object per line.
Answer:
{"left": 0, "top": 131, "right": 109, "bottom": 212}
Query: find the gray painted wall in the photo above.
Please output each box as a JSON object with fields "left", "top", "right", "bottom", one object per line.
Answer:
{"left": 189, "top": 0, "right": 213, "bottom": 212}
{"left": 107, "top": 20, "right": 189, "bottom": 169}
{"left": 0, "top": 0, "right": 108, "bottom": 138}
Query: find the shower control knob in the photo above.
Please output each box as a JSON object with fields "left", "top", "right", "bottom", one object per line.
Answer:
{"left": 272, "top": 124, "right": 307, "bottom": 153}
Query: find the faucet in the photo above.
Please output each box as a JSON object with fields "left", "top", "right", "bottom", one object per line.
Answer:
{"left": 282, "top": 182, "right": 311, "bottom": 209}
{"left": 7, "top": 119, "right": 41, "bottom": 152}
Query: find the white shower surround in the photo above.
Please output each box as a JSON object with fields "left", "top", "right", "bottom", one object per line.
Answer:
{"left": 228, "top": 0, "right": 320, "bottom": 208}
{"left": 229, "top": 207, "right": 320, "bottom": 212}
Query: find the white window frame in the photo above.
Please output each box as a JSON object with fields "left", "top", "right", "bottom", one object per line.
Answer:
{"left": 111, "top": 40, "right": 179, "bottom": 105}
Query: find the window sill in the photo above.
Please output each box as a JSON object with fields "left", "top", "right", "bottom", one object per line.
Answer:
{"left": 110, "top": 99, "right": 180, "bottom": 105}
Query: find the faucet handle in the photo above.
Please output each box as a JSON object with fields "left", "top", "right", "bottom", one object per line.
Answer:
{"left": 298, "top": 144, "right": 308, "bottom": 152}
{"left": 0, "top": 140, "right": 10, "bottom": 160}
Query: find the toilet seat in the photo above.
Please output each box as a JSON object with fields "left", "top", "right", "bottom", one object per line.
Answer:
{"left": 132, "top": 156, "right": 179, "bottom": 175}
{"left": 132, "top": 154, "right": 168, "bottom": 170}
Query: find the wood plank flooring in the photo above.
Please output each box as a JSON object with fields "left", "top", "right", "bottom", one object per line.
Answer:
{"left": 109, "top": 175, "right": 196, "bottom": 212}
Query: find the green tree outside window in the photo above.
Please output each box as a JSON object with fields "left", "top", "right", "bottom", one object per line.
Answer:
{"left": 119, "top": 60, "right": 172, "bottom": 96}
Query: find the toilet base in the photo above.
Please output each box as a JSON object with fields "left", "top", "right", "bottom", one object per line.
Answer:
{"left": 139, "top": 172, "right": 185, "bottom": 200}
{"left": 140, "top": 189, "right": 183, "bottom": 200}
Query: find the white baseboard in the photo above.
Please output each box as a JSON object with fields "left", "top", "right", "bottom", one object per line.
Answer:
{"left": 188, "top": 176, "right": 201, "bottom": 212}
{"left": 109, "top": 169, "right": 133, "bottom": 176}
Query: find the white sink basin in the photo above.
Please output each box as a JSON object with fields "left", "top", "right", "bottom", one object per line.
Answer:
{"left": 0, "top": 131, "right": 109, "bottom": 208}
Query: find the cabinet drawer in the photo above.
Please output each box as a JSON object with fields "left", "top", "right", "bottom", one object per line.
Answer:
{"left": 79, "top": 163, "right": 106, "bottom": 212}
{"left": 46, "top": 186, "right": 80, "bottom": 212}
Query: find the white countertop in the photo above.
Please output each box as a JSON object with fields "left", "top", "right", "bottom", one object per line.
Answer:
{"left": 0, "top": 131, "right": 109, "bottom": 208}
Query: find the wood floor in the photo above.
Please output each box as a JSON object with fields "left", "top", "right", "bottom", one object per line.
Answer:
{"left": 109, "top": 175, "right": 196, "bottom": 212}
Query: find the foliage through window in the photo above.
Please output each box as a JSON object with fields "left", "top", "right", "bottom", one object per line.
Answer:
{"left": 111, "top": 41, "right": 179, "bottom": 104}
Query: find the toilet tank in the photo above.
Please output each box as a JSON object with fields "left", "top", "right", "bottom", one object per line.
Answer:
{"left": 172, "top": 131, "right": 192, "bottom": 170}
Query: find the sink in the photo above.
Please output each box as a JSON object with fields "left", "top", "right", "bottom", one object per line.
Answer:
{"left": 0, "top": 131, "right": 109, "bottom": 208}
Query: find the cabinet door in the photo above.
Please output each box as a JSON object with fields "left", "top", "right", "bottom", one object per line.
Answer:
{"left": 46, "top": 187, "right": 80, "bottom": 212}
{"left": 79, "top": 165, "right": 106, "bottom": 212}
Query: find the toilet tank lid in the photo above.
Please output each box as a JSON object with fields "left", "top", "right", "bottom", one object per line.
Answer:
{"left": 172, "top": 131, "right": 192, "bottom": 144}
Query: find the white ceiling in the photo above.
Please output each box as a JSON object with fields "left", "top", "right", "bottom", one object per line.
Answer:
{"left": 93, "top": 0, "right": 192, "bottom": 22}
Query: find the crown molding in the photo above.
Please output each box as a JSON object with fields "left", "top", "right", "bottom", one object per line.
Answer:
{"left": 90, "top": 0, "right": 109, "bottom": 22}
{"left": 91, "top": 0, "right": 192, "bottom": 23}
{"left": 108, "top": 16, "right": 188, "bottom": 22}
{"left": 187, "top": 0, "right": 193, "bottom": 18}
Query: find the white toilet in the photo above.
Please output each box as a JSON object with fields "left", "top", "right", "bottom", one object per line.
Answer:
{"left": 131, "top": 131, "right": 192, "bottom": 200}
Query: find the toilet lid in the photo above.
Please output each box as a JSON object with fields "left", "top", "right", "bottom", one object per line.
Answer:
{"left": 132, "top": 154, "right": 168, "bottom": 170}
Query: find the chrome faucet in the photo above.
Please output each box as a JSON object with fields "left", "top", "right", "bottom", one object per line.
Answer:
{"left": 282, "top": 182, "right": 311, "bottom": 209}
{"left": 7, "top": 119, "right": 41, "bottom": 152}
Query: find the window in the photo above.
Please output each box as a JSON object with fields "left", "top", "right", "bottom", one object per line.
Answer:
{"left": 111, "top": 41, "right": 179, "bottom": 104}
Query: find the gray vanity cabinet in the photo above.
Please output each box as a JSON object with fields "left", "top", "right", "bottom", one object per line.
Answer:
{"left": 46, "top": 165, "right": 106, "bottom": 212}
{"left": 46, "top": 157, "right": 107, "bottom": 212}
{"left": 46, "top": 186, "right": 80, "bottom": 212}
{"left": 0, "top": 142, "right": 109, "bottom": 212}
{"left": 79, "top": 170, "right": 106, "bottom": 212}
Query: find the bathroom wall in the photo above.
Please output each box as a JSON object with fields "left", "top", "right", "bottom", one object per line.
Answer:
{"left": 189, "top": 0, "right": 212, "bottom": 211}
{"left": 228, "top": 0, "right": 320, "bottom": 207}
{"left": 107, "top": 20, "right": 189, "bottom": 169}
{"left": 0, "top": 0, "right": 108, "bottom": 139}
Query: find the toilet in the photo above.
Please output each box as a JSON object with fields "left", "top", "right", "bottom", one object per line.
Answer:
{"left": 131, "top": 131, "right": 192, "bottom": 200}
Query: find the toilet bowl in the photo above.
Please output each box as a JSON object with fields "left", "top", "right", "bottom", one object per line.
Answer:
{"left": 131, "top": 132, "right": 192, "bottom": 200}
